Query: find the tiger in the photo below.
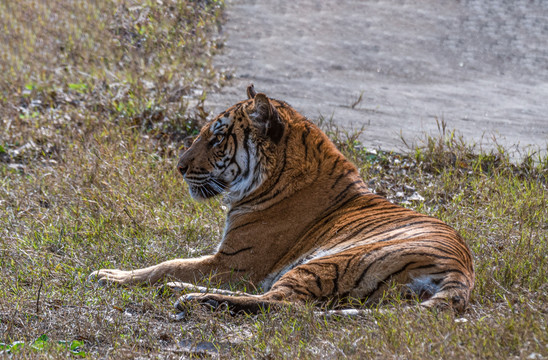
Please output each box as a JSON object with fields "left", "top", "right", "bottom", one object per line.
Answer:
{"left": 90, "top": 85, "right": 474, "bottom": 315}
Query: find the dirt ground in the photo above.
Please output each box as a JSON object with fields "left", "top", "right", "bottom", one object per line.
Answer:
{"left": 206, "top": 0, "right": 548, "bottom": 158}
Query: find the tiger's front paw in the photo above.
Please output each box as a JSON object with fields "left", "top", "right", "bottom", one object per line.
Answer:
{"left": 88, "top": 269, "right": 134, "bottom": 286}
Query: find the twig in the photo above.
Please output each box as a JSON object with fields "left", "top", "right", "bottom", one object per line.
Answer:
{"left": 350, "top": 91, "right": 365, "bottom": 109}
{"left": 124, "top": 207, "right": 143, "bottom": 231}
{"left": 36, "top": 280, "right": 43, "bottom": 314}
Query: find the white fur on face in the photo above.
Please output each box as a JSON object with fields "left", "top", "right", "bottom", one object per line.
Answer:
{"left": 206, "top": 114, "right": 267, "bottom": 204}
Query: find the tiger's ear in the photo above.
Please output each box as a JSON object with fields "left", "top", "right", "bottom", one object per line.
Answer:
{"left": 247, "top": 93, "right": 285, "bottom": 144}
{"left": 246, "top": 84, "right": 256, "bottom": 99}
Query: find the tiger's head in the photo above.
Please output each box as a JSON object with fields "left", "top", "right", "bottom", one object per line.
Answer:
{"left": 177, "top": 85, "right": 285, "bottom": 202}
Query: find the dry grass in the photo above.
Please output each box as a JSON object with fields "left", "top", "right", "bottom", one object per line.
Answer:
{"left": 1, "top": 1, "right": 547, "bottom": 358}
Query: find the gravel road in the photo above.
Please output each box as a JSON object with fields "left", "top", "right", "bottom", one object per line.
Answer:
{"left": 206, "top": 0, "right": 548, "bottom": 157}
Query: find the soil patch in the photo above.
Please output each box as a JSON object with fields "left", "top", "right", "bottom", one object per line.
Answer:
{"left": 207, "top": 0, "right": 548, "bottom": 157}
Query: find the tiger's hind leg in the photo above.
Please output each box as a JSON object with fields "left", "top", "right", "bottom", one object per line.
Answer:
{"left": 398, "top": 260, "right": 474, "bottom": 314}
{"left": 409, "top": 271, "right": 473, "bottom": 313}
{"left": 163, "top": 282, "right": 274, "bottom": 314}
{"left": 175, "top": 292, "right": 287, "bottom": 314}
{"left": 173, "top": 263, "right": 333, "bottom": 314}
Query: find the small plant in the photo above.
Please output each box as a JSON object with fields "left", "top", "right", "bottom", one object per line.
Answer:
{"left": 0, "top": 336, "right": 86, "bottom": 357}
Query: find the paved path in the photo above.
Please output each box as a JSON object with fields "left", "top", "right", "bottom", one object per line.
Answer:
{"left": 207, "top": 0, "right": 548, "bottom": 157}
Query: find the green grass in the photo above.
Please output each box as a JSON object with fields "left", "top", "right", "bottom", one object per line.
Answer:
{"left": 1, "top": 1, "right": 547, "bottom": 358}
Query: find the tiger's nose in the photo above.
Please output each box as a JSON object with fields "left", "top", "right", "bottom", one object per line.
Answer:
{"left": 177, "top": 156, "right": 189, "bottom": 176}
{"left": 177, "top": 162, "right": 188, "bottom": 177}
{"left": 177, "top": 150, "right": 192, "bottom": 177}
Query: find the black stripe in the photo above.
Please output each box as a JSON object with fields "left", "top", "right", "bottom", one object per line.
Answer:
{"left": 328, "top": 157, "right": 341, "bottom": 176}
{"left": 439, "top": 285, "right": 468, "bottom": 292}
{"left": 416, "top": 235, "right": 462, "bottom": 257}
{"left": 353, "top": 247, "right": 394, "bottom": 288}
{"left": 219, "top": 157, "right": 242, "bottom": 180}
{"left": 427, "top": 269, "right": 470, "bottom": 286}
{"left": 331, "top": 169, "right": 354, "bottom": 190}
{"left": 407, "top": 237, "right": 469, "bottom": 257}
{"left": 332, "top": 180, "right": 365, "bottom": 204}
{"left": 409, "top": 264, "right": 439, "bottom": 272}
{"left": 440, "top": 280, "right": 468, "bottom": 289}
{"left": 302, "top": 125, "right": 311, "bottom": 160}
{"left": 224, "top": 220, "right": 260, "bottom": 237}
{"left": 302, "top": 261, "right": 342, "bottom": 296}
{"left": 316, "top": 139, "right": 325, "bottom": 153}
{"left": 219, "top": 247, "right": 253, "bottom": 256}
{"left": 338, "top": 250, "right": 370, "bottom": 281}
{"left": 297, "top": 267, "right": 323, "bottom": 295}
{"left": 291, "top": 287, "right": 313, "bottom": 298}
{"left": 242, "top": 127, "right": 251, "bottom": 152}
{"left": 363, "top": 261, "right": 418, "bottom": 298}
{"left": 407, "top": 245, "right": 467, "bottom": 269}
{"left": 318, "top": 191, "right": 374, "bottom": 222}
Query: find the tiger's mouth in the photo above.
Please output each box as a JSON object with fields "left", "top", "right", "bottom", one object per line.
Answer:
{"left": 185, "top": 177, "right": 227, "bottom": 200}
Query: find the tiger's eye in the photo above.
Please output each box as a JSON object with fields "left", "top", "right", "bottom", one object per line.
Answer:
{"left": 211, "top": 134, "right": 224, "bottom": 147}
